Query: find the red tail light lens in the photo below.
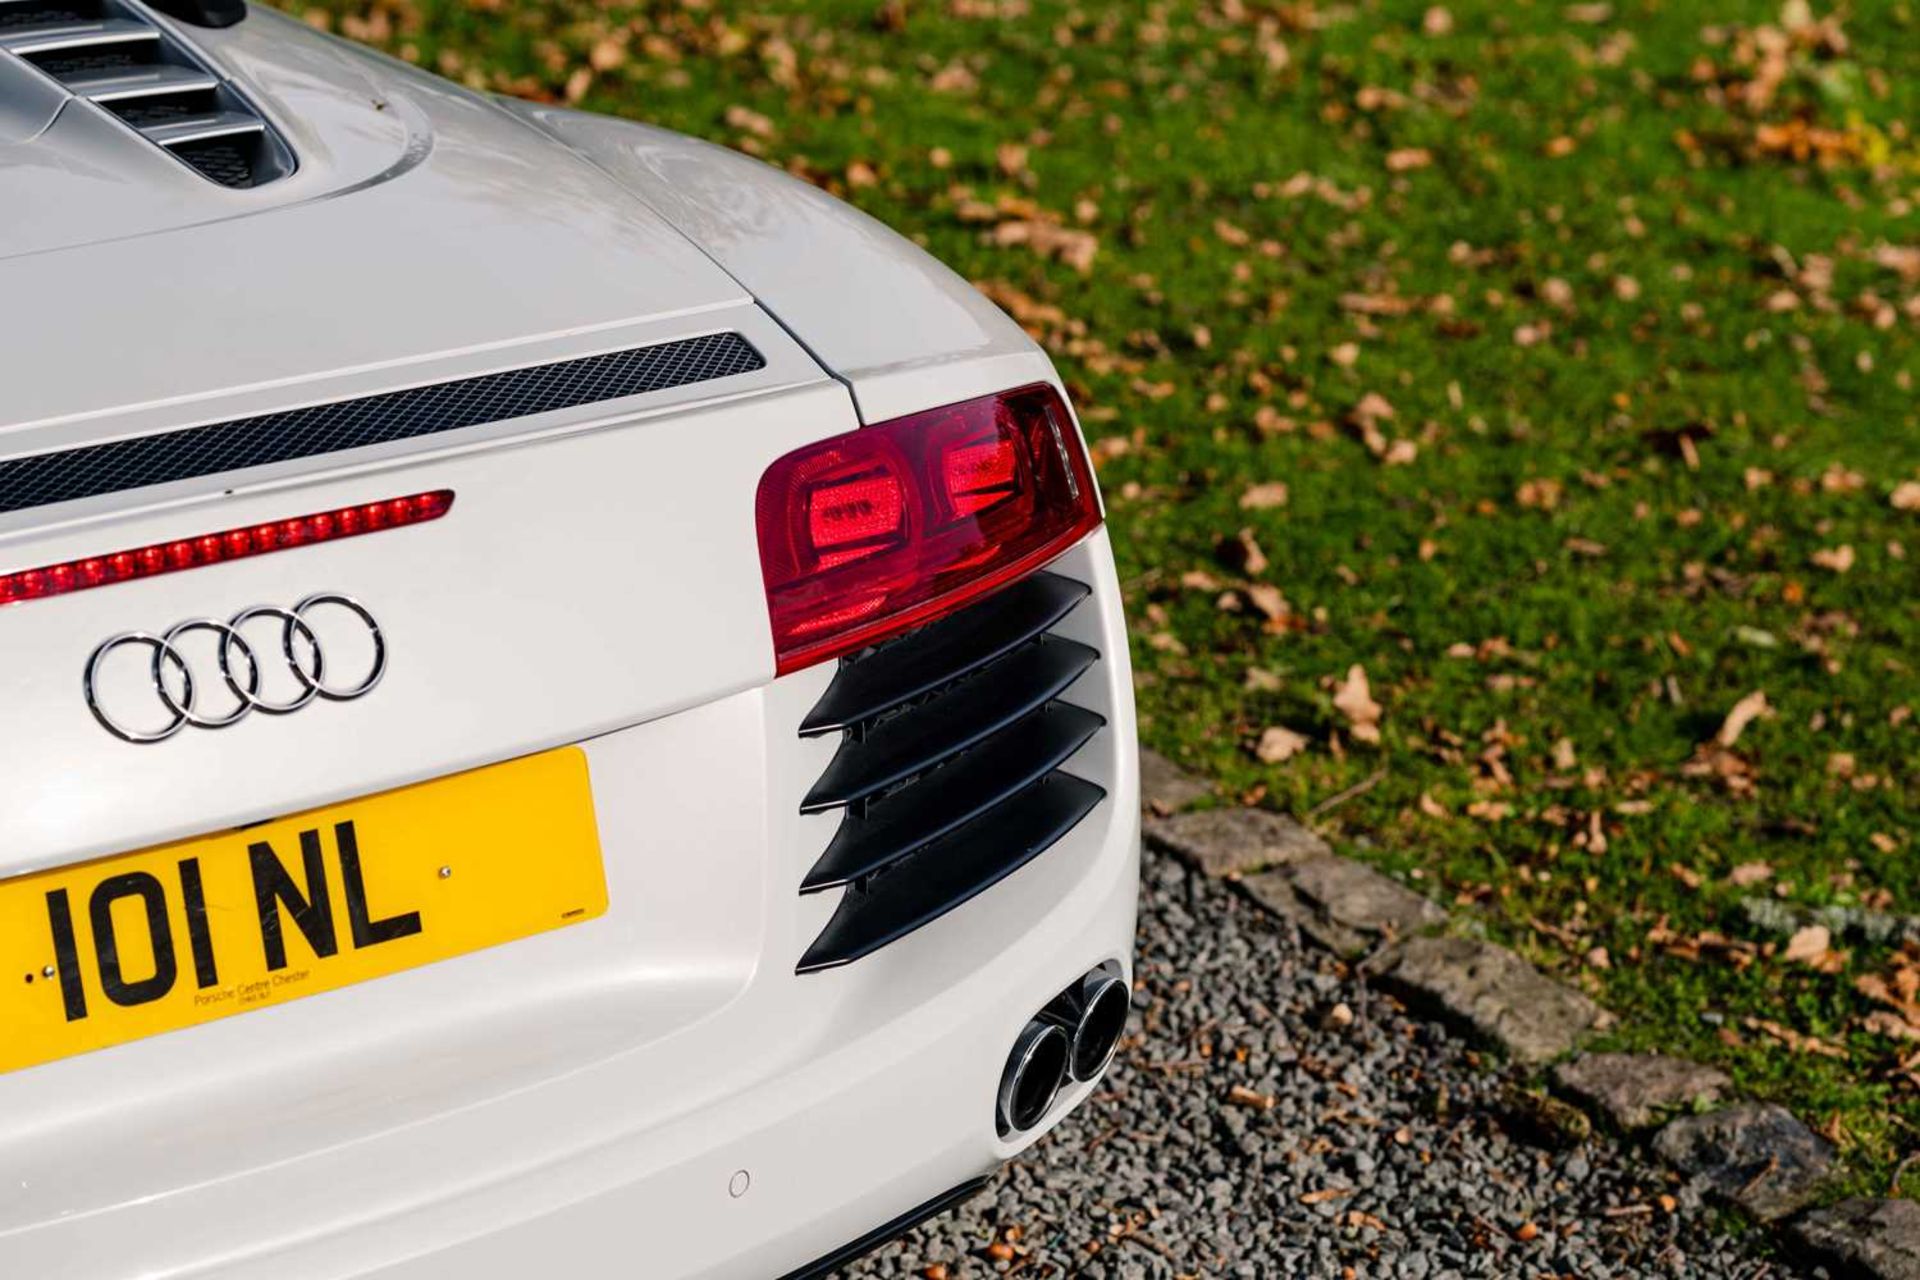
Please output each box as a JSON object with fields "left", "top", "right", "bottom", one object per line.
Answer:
{"left": 756, "top": 384, "right": 1102, "bottom": 674}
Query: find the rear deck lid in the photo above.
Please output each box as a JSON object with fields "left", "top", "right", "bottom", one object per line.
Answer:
{"left": 0, "top": 4, "right": 753, "bottom": 435}
{"left": 0, "top": 310, "right": 855, "bottom": 875}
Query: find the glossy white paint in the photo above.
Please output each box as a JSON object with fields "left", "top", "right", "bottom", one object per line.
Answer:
{"left": 0, "top": 341, "right": 844, "bottom": 873}
{"left": 0, "top": 5, "right": 748, "bottom": 433}
{"left": 0, "top": 535, "right": 1139, "bottom": 1280}
{"left": 0, "top": 6, "right": 1139, "bottom": 1276}
{"left": 511, "top": 104, "right": 1059, "bottom": 427}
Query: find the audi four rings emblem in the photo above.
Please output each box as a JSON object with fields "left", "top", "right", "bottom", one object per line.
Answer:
{"left": 84, "top": 593, "right": 385, "bottom": 744}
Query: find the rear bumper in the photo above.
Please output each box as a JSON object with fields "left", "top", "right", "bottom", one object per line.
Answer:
{"left": 777, "top": 1178, "right": 994, "bottom": 1280}
{"left": 0, "top": 532, "right": 1138, "bottom": 1280}
{"left": 353, "top": 826, "right": 1137, "bottom": 1280}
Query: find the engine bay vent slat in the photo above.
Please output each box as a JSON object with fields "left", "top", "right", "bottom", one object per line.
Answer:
{"left": 61, "top": 62, "right": 216, "bottom": 99}
{"left": 2, "top": 0, "right": 293, "bottom": 186}
{"left": 0, "top": 16, "right": 156, "bottom": 53}
{"left": 137, "top": 107, "right": 259, "bottom": 145}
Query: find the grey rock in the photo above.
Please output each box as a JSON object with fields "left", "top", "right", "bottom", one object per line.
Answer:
{"left": 1139, "top": 747, "right": 1210, "bottom": 814}
{"left": 1241, "top": 855, "right": 1445, "bottom": 957}
{"left": 1293, "top": 855, "right": 1446, "bottom": 940}
{"left": 1369, "top": 935, "right": 1612, "bottom": 1064}
{"left": 1791, "top": 1197, "right": 1920, "bottom": 1280}
{"left": 1143, "top": 806, "right": 1328, "bottom": 878}
{"left": 1241, "top": 867, "right": 1368, "bottom": 954}
{"left": 1553, "top": 1052, "right": 1732, "bottom": 1132}
{"left": 1741, "top": 896, "right": 1920, "bottom": 948}
{"left": 1652, "top": 1102, "right": 1835, "bottom": 1221}
{"left": 1739, "top": 895, "right": 1807, "bottom": 938}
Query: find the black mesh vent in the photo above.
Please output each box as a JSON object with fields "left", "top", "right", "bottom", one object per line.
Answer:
{"left": 172, "top": 136, "right": 251, "bottom": 186}
{"left": 0, "top": 333, "right": 767, "bottom": 514}
{"left": 27, "top": 46, "right": 140, "bottom": 74}
{"left": 111, "top": 94, "right": 211, "bottom": 127}
{"left": 4, "top": 0, "right": 294, "bottom": 186}
{"left": 0, "top": 5, "right": 90, "bottom": 26}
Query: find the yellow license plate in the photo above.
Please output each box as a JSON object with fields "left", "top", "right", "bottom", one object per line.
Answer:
{"left": 0, "top": 748, "right": 608, "bottom": 1076}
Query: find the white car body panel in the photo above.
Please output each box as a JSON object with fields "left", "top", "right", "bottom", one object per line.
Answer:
{"left": 0, "top": 5, "right": 1139, "bottom": 1276}
{"left": 0, "top": 533, "right": 1136, "bottom": 1280}
{"left": 509, "top": 104, "right": 1057, "bottom": 427}
{"left": 0, "top": 346, "right": 846, "bottom": 872}
{"left": 0, "top": 6, "right": 749, "bottom": 433}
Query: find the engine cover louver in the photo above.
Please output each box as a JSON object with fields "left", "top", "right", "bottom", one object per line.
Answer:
{"left": 0, "top": 0, "right": 291, "bottom": 187}
{"left": 794, "top": 571, "right": 1108, "bottom": 973}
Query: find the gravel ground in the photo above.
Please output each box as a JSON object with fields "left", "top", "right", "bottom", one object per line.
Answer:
{"left": 843, "top": 849, "right": 1802, "bottom": 1279}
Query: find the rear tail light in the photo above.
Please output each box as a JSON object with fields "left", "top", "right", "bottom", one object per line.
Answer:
{"left": 756, "top": 384, "right": 1102, "bottom": 673}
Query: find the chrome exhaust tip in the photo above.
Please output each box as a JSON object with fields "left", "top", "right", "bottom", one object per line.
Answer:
{"left": 1065, "top": 969, "right": 1131, "bottom": 1082}
{"left": 997, "top": 1020, "right": 1070, "bottom": 1134}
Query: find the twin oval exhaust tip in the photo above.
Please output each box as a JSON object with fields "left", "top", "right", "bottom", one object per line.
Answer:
{"left": 997, "top": 966, "right": 1131, "bottom": 1135}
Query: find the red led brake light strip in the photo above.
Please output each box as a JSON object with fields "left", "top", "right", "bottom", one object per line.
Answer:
{"left": 0, "top": 490, "right": 455, "bottom": 606}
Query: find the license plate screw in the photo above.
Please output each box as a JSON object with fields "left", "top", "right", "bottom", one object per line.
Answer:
{"left": 41, "top": 965, "right": 55, "bottom": 980}
{"left": 438, "top": 866, "right": 453, "bottom": 879}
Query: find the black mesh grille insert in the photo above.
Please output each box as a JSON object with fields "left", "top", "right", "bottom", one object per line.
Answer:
{"left": 794, "top": 570, "right": 1106, "bottom": 972}
{"left": 108, "top": 89, "right": 217, "bottom": 128}
{"left": 26, "top": 46, "right": 142, "bottom": 74}
{"left": 0, "top": 6, "right": 90, "bottom": 26}
{"left": 172, "top": 136, "right": 252, "bottom": 186}
{"left": 0, "top": 332, "right": 767, "bottom": 514}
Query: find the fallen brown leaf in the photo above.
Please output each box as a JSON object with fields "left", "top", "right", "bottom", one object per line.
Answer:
{"left": 587, "top": 37, "right": 627, "bottom": 71}
{"left": 1863, "top": 1010, "right": 1920, "bottom": 1044}
{"left": 1255, "top": 726, "right": 1310, "bottom": 764}
{"left": 1217, "top": 527, "right": 1270, "bottom": 576}
{"left": 1714, "top": 690, "right": 1772, "bottom": 748}
{"left": 1240, "top": 481, "right": 1290, "bottom": 510}
{"left": 1517, "top": 478, "right": 1563, "bottom": 510}
{"left": 724, "top": 104, "right": 774, "bottom": 137}
{"left": 990, "top": 219, "right": 1098, "bottom": 274}
{"left": 1350, "top": 391, "right": 1396, "bottom": 425}
{"left": 1811, "top": 545, "right": 1856, "bottom": 573}
{"left": 1784, "top": 924, "right": 1833, "bottom": 964}
{"left": 1332, "top": 664, "right": 1383, "bottom": 744}
{"left": 1746, "top": 1016, "right": 1849, "bottom": 1059}
{"left": 1244, "top": 583, "right": 1289, "bottom": 623}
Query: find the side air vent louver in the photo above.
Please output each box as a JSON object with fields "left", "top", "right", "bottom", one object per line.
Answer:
{"left": 0, "top": 0, "right": 291, "bottom": 186}
{"left": 794, "top": 571, "right": 1108, "bottom": 973}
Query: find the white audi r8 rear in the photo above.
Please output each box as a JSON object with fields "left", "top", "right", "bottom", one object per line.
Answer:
{"left": 0, "top": 2, "right": 1139, "bottom": 1276}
